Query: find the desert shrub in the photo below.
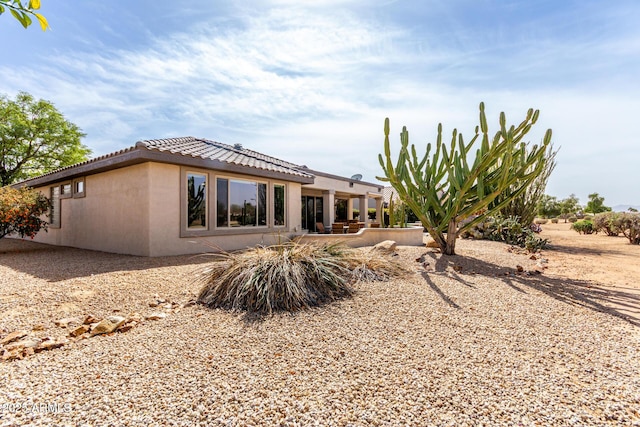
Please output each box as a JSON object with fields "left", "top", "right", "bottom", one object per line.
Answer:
{"left": 535, "top": 218, "right": 548, "bottom": 224}
{"left": 617, "top": 212, "right": 640, "bottom": 245}
{"left": 583, "top": 215, "right": 593, "bottom": 220}
{"left": 525, "top": 233, "right": 548, "bottom": 252}
{"left": 0, "top": 186, "right": 50, "bottom": 239}
{"left": 551, "top": 218, "right": 559, "bottom": 223}
{"left": 196, "top": 241, "right": 406, "bottom": 313}
{"left": 571, "top": 220, "right": 594, "bottom": 235}
{"left": 568, "top": 216, "right": 578, "bottom": 223}
{"left": 461, "top": 215, "right": 548, "bottom": 252}
{"left": 593, "top": 212, "right": 621, "bottom": 236}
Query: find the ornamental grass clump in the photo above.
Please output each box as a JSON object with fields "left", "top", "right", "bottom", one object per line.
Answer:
{"left": 196, "top": 241, "right": 407, "bottom": 313}
{"left": 346, "top": 249, "right": 408, "bottom": 282}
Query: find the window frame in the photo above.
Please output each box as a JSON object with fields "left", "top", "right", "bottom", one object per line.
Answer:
{"left": 59, "top": 182, "right": 72, "bottom": 200}
{"left": 183, "top": 170, "right": 209, "bottom": 232}
{"left": 73, "top": 178, "right": 86, "bottom": 198}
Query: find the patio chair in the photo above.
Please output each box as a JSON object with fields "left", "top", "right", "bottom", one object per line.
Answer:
{"left": 347, "top": 223, "right": 361, "bottom": 233}
{"left": 331, "top": 222, "right": 345, "bottom": 234}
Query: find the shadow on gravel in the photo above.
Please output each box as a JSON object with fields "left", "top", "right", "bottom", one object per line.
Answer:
{"left": 418, "top": 249, "right": 640, "bottom": 327}
{"left": 545, "top": 243, "right": 630, "bottom": 257}
{"left": 0, "top": 239, "right": 213, "bottom": 282}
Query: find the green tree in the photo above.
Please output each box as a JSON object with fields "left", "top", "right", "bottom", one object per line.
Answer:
{"left": 536, "top": 194, "right": 561, "bottom": 218}
{"left": 0, "top": 0, "right": 48, "bottom": 30}
{"left": 0, "top": 185, "right": 50, "bottom": 239}
{"left": 0, "top": 91, "right": 90, "bottom": 186}
{"left": 559, "top": 194, "right": 581, "bottom": 222}
{"left": 378, "top": 102, "right": 552, "bottom": 255}
{"left": 584, "top": 192, "right": 611, "bottom": 215}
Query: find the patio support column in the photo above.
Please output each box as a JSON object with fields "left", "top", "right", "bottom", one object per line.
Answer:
{"left": 359, "top": 195, "right": 368, "bottom": 224}
{"left": 375, "top": 197, "right": 383, "bottom": 226}
{"left": 322, "top": 190, "right": 335, "bottom": 226}
{"left": 347, "top": 198, "right": 354, "bottom": 220}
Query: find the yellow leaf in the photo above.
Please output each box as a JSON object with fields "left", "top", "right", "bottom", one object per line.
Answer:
{"left": 30, "top": 0, "right": 41, "bottom": 10}
{"left": 35, "top": 13, "right": 48, "bottom": 31}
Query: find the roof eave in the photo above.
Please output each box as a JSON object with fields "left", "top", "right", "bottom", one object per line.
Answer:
{"left": 14, "top": 147, "right": 315, "bottom": 188}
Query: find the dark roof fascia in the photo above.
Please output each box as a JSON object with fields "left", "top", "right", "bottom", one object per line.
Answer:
{"left": 302, "top": 168, "right": 383, "bottom": 189}
{"left": 15, "top": 147, "right": 315, "bottom": 189}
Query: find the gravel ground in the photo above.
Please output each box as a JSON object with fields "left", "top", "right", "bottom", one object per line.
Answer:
{"left": 1, "top": 238, "right": 639, "bottom": 426}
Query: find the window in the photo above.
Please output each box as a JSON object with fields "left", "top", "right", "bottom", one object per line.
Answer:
{"left": 73, "top": 178, "right": 85, "bottom": 198}
{"left": 274, "top": 184, "right": 285, "bottom": 226}
{"left": 216, "top": 178, "right": 228, "bottom": 227}
{"left": 187, "top": 172, "right": 207, "bottom": 229}
{"left": 216, "top": 178, "right": 267, "bottom": 227}
{"left": 50, "top": 186, "right": 60, "bottom": 228}
{"left": 60, "top": 183, "right": 72, "bottom": 199}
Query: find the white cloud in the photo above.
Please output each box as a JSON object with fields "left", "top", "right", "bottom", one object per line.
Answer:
{"left": 1, "top": 1, "right": 638, "bottom": 206}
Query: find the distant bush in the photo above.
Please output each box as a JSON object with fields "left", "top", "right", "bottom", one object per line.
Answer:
{"left": 617, "top": 212, "right": 640, "bottom": 245}
{"left": 551, "top": 218, "right": 559, "bottom": 224}
{"left": 571, "top": 220, "right": 594, "bottom": 235}
{"left": 584, "top": 215, "right": 593, "bottom": 220}
{"left": 593, "top": 212, "right": 621, "bottom": 236}
{"left": 568, "top": 216, "right": 578, "bottom": 223}
{"left": 535, "top": 218, "right": 548, "bottom": 224}
{"left": 0, "top": 186, "right": 50, "bottom": 239}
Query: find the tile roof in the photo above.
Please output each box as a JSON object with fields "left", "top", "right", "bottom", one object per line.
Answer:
{"left": 136, "top": 137, "right": 313, "bottom": 179}
{"left": 15, "top": 136, "right": 314, "bottom": 187}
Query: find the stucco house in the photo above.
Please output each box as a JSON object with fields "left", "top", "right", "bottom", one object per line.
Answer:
{"left": 14, "top": 137, "right": 390, "bottom": 256}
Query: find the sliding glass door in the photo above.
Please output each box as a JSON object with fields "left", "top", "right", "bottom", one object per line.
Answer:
{"left": 301, "top": 196, "right": 323, "bottom": 232}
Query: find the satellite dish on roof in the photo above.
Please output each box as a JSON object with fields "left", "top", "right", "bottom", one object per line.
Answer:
{"left": 350, "top": 174, "right": 363, "bottom": 181}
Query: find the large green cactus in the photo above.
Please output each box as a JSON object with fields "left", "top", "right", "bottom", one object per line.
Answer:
{"left": 377, "top": 102, "right": 552, "bottom": 255}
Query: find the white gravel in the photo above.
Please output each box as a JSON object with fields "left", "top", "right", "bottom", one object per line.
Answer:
{"left": 1, "top": 238, "right": 639, "bottom": 426}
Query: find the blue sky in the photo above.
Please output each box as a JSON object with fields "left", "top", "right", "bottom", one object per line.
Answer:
{"left": 2, "top": 0, "right": 639, "bottom": 207}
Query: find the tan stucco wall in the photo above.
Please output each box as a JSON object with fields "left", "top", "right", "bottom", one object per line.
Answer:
{"left": 30, "top": 163, "right": 151, "bottom": 255}
{"left": 297, "top": 226, "right": 424, "bottom": 248}
{"left": 303, "top": 175, "right": 383, "bottom": 197}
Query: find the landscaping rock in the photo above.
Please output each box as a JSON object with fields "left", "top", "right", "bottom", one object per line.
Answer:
{"left": 54, "top": 317, "right": 82, "bottom": 328}
{"left": 145, "top": 312, "right": 167, "bottom": 321}
{"left": 35, "top": 339, "right": 66, "bottom": 353}
{"left": 69, "top": 325, "right": 90, "bottom": 338}
{"left": 1, "top": 349, "right": 23, "bottom": 361}
{"left": 117, "top": 322, "right": 137, "bottom": 333}
{"left": 4, "top": 338, "right": 41, "bottom": 352}
{"left": 373, "top": 240, "right": 397, "bottom": 252}
{"left": 127, "top": 312, "right": 143, "bottom": 323}
{"left": 90, "top": 316, "right": 127, "bottom": 336}
{"left": 425, "top": 238, "right": 439, "bottom": 249}
{"left": 0, "top": 330, "right": 28, "bottom": 345}
{"left": 83, "top": 315, "right": 99, "bottom": 325}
